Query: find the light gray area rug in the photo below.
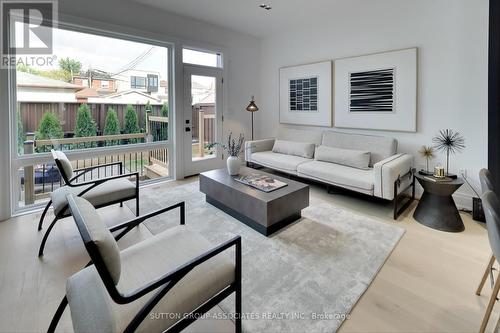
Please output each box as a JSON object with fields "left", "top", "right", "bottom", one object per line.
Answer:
{"left": 127, "top": 181, "right": 404, "bottom": 333}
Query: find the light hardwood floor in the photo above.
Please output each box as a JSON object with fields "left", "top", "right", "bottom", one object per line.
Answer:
{"left": 0, "top": 177, "right": 496, "bottom": 333}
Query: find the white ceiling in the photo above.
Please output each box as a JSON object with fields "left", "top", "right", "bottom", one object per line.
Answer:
{"left": 131, "top": 0, "right": 344, "bottom": 38}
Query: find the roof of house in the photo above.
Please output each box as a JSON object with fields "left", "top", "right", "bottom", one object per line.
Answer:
{"left": 75, "top": 87, "right": 100, "bottom": 99}
{"left": 17, "top": 71, "right": 84, "bottom": 90}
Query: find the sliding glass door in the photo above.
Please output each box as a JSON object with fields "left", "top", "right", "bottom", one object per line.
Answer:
{"left": 9, "top": 20, "right": 173, "bottom": 213}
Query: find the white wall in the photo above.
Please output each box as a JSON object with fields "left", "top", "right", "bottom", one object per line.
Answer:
{"left": 256, "top": 0, "right": 489, "bottom": 207}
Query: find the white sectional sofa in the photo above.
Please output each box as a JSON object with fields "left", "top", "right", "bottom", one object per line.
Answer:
{"left": 245, "top": 128, "right": 414, "bottom": 217}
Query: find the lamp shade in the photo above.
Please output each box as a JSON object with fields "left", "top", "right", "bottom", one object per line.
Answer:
{"left": 246, "top": 96, "right": 259, "bottom": 112}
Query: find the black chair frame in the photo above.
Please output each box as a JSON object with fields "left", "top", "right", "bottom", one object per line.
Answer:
{"left": 48, "top": 196, "right": 242, "bottom": 333}
{"left": 38, "top": 155, "right": 140, "bottom": 257}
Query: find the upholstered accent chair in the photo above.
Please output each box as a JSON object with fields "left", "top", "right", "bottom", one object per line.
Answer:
{"left": 48, "top": 195, "right": 242, "bottom": 333}
{"left": 37, "top": 150, "right": 139, "bottom": 256}
{"left": 480, "top": 168, "right": 495, "bottom": 194}
{"left": 477, "top": 190, "right": 500, "bottom": 333}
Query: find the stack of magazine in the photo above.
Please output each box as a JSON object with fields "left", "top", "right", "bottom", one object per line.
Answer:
{"left": 233, "top": 173, "right": 288, "bottom": 192}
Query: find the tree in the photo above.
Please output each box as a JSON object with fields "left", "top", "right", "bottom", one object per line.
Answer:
{"left": 17, "top": 64, "right": 72, "bottom": 82}
{"left": 35, "top": 112, "right": 63, "bottom": 153}
{"left": 17, "top": 109, "right": 25, "bottom": 155}
{"left": 160, "top": 102, "right": 169, "bottom": 141}
{"left": 123, "top": 105, "right": 140, "bottom": 143}
{"left": 74, "top": 104, "right": 97, "bottom": 148}
{"left": 59, "top": 57, "right": 82, "bottom": 77}
{"left": 161, "top": 102, "right": 169, "bottom": 117}
{"left": 103, "top": 107, "right": 121, "bottom": 146}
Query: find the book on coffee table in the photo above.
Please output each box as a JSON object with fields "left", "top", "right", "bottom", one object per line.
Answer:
{"left": 233, "top": 173, "right": 288, "bottom": 192}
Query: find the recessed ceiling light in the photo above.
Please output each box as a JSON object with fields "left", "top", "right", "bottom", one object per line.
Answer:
{"left": 259, "top": 4, "right": 272, "bottom": 10}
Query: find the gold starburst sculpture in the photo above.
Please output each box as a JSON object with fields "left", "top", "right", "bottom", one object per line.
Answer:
{"left": 419, "top": 145, "right": 435, "bottom": 173}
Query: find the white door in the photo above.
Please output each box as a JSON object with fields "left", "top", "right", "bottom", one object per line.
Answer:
{"left": 183, "top": 65, "right": 224, "bottom": 176}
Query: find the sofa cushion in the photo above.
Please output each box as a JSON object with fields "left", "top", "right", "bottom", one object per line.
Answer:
{"left": 298, "top": 161, "right": 374, "bottom": 191}
{"left": 272, "top": 140, "right": 315, "bottom": 159}
{"left": 278, "top": 128, "right": 323, "bottom": 146}
{"left": 315, "top": 145, "right": 371, "bottom": 170}
{"left": 251, "top": 151, "right": 311, "bottom": 172}
{"left": 51, "top": 178, "right": 136, "bottom": 216}
{"left": 321, "top": 131, "right": 397, "bottom": 165}
{"left": 66, "top": 226, "right": 235, "bottom": 333}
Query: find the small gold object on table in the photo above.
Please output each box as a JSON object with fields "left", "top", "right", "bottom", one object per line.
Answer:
{"left": 434, "top": 165, "right": 445, "bottom": 178}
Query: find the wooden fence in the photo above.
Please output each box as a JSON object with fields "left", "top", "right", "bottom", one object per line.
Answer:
{"left": 19, "top": 102, "right": 165, "bottom": 134}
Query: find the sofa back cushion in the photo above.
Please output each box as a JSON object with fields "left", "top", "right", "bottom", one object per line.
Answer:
{"left": 321, "top": 131, "right": 397, "bottom": 165}
{"left": 315, "top": 145, "right": 371, "bottom": 170}
{"left": 278, "top": 128, "right": 323, "bottom": 146}
{"left": 272, "top": 140, "right": 315, "bottom": 159}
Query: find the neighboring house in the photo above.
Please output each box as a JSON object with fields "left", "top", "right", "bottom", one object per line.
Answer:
{"left": 72, "top": 70, "right": 117, "bottom": 94}
{"left": 86, "top": 90, "right": 163, "bottom": 105}
{"left": 16, "top": 71, "right": 84, "bottom": 103}
{"left": 112, "top": 69, "right": 167, "bottom": 100}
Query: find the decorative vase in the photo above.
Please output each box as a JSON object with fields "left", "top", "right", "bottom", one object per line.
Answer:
{"left": 227, "top": 156, "right": 241, "bottom": 175}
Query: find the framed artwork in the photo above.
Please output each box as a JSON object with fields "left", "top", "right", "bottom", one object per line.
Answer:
{"left": 334, "top": 48, "right": 417, "bottom": 132}
{"left": 279, "top": 61, "right": 332, "bottom": 126}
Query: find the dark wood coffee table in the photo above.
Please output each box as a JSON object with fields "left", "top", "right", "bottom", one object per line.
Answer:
{"left": 200, "top": 167, "right": 309, "bottom": 236}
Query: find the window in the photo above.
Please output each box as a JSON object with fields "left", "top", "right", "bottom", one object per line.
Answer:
{"left": 11, "top": 21, "right": 173, "bottom": 212}
{"left": 147, "top": 74, "right": 158, "bottom": 93}
{"left": 182, "top": 48, "right": 222, "bottom": 68}
{"left": 131, "top": 76, "right": 146, "bottom": 89}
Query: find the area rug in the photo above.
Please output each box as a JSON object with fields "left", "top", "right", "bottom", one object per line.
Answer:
{"left": 127, "top": 181, "right": 404, "bottom": 333}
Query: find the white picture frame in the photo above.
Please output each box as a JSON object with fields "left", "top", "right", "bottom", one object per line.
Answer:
{"left": 279, "top": 61, "right": 332, "bottom": 127}
{"left": 334, "top": 48, "right": 417, "bottom": 132}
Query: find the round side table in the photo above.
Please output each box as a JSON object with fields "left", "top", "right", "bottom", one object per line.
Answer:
{"left": 413, "top": 173, "right": 465, "bottom": 232}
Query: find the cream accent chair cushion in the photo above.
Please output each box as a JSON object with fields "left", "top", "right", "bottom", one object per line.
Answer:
{"left": 72, "top": 197, "right": 121, "bottom": 284}
{"left": 67, "top": 226, "right": 235, "bottom": 333}
{"left": 52, "top": 150, "right": 74, "bottom": 180}
{"left": 51, "top": 178, "right": 136, "bottom": 216}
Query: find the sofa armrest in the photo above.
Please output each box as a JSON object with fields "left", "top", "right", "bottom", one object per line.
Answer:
{"left": 373, "top": 154, "right": 414, "bottom": 200}
{"left": 245, "top": 138, "right": 275, "bottom": 162}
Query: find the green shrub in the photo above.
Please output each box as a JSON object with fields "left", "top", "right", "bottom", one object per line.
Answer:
{"left": 123, "top": 105, "right": 140, "bottom": 143}
{"left": 74, "top": 104, "right": 97, "bottom": 148}
{"left": 103, "top": 107, "right": 121, "bottom": 146}
{"left": 161, "top": 102, "right": 169, "bottom": 117}
{"left": 160, "top": 102, "right": 169, "bottom": 141}
{"left": 35, "top": 112, "right": 63, "bottom": 152}
{"left": 17, "top": 109, "right": 25, "bottom": 155}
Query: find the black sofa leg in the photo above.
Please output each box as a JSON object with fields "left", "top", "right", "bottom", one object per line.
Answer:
{"left": 393, "top": 172, "right": 416, "bottom": 220}
{"left": 38, "top": 200, "right": 52, "bottom": 231}
{"left": 38, "top": 217, "right": 59, "bottom": 257}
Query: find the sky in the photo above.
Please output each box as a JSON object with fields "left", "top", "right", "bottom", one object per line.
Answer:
{"left": 14, "top": 22, "right": 219, "bottom": 89}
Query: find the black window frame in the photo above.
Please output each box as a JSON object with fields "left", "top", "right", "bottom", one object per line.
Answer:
{"left": 131, "top": 76, "right": 146, "bottom": 89}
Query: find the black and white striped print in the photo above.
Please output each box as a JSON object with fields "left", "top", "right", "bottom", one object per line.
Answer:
{"left": 349, "top": 68, "right": 394, "bottom": 112}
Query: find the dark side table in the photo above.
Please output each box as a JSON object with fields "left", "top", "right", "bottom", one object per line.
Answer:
{"left": 413, "top": 173, "right": 465, "bottom": 232}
